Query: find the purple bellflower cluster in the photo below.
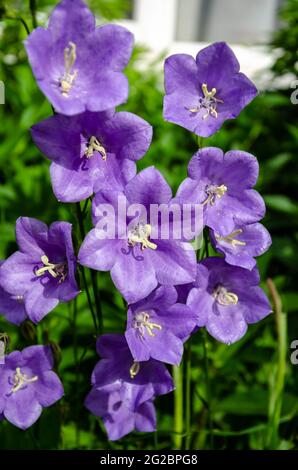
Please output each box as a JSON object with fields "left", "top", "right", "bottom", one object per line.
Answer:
{"left": 0, "top": 0, "right": 271, "bottom": 439}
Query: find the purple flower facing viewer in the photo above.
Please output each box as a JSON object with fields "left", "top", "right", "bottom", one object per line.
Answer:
{"left": 163, "top": 42, "right": 257, "bottom": 137}
{"left": 78, "top": 167, "right": 197, "bottom": 304}
{"left": 210, "top": 222, "right": 272, "bottom": 271}
{"left": 125, "top": 286, "right": 196, "bottom": 365}
{"left": 187, "top": 258, "right": 271, "bottom": 344}
{"left": 85, "top": 334, "right": 174, "bottom": 440}
{"left": 0, "top": 217, "right": 80, "bottom": 324}
{"left": 0, "top": 345, "right": 64, "bottom": 430}
{"left": 0, "top": 262, "right": 27, "bottom": 325}
{"left": 25, "top": 0, "right": 134, "bottom": 115}
{"left": 177, "top": 147, "right": 265, "bottom": 236}
{"left": 31, "top": 110, "right": 152, "bottom": 202}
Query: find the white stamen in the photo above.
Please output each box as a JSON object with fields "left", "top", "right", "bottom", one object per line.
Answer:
{"left": 35, "top": 255, "right": 66, "bottom": 283}
{"left": 215, "top": 229, "right": 246, "bottom": 247}
{"left": 213, "top": 285, "right": 238, "bottom": 306}
{"left": 129, "top": 362, "right": 140, "bottom": 379}
{"left": 128, "top": 223, "right": 157, "bottom": 251}
{"left": 188, "top": 83, "right": 224, "bottom": 119}
{"left": 202, "top": 184, "right": 227, "bottom": 206}
{"left": 133, "top": 312, "right": 162, "bottom": 337}
{"left": 11, "top": 367, "right": 38, "bottom": 393}
{"left": 84, "top": 136, "right": 107, "bottom": 160}
{"left": 60, "top": 41, "right": 78, "bottom": 96}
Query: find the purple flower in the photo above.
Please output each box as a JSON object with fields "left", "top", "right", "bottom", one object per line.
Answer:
{"left": 210, "top": 223, "right": 272, "bottom": 271}
{"left": 0, "top": 345, "right": 64, "bottom": 430}
{"left": 78, "top": 167, "right": 197, "bottom": 304}
{"left": 177, "top": 147, "right": 265, "bottom": 236}
{"left": 31, "top": 110, "right": 152, "bottom": 202}
{"left": 85, "top": 334, "right": 174, "bottom": 440}
{"left": 187, "top": 258, "right": 272, "bottom": 345}
{"left": 0, "top": 262, "right": 27, "bottom": 325}
{"left": 0, "top": 217, "right": 80, "bottom": 324}
{"left": 125, "top": 285, "right": 196, "bottom": 365}
{"left": 163, "top": 42, "right": 257, "bottom": 137}
{"left": 25, "top": 0, "right": 134, "bottom": 115}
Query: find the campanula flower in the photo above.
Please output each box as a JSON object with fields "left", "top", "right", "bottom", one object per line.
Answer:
{"left": 78, "top": 167, "right": 197, "bottom": 303}
{"left": 177, "top": 147, "right": 265, "bottom": 236}
{"left": 0, "top": 217, "right": 79, "bottom": 323}
{"left": 187, "top": 258, "right": 272, "bottom": 344}
{"left": 31, "top": 110, "right": 152, "bottom": 202}
{"left": 0, "top": 345, "right": 63, "bottom": 429}
{"left": 163, "top": 42, "right": 257, "bottom": 137}
{"left": 125, "top": 285, "right": 196, "bottom": 365}
{"left": 25, "top": 0, "right": 133, "bottom": 115}
{"left": 210, "top": 222, "right": 272, "bottom": 270}
{"left": 85, "top": 334, "right": 174, "bottom": 440}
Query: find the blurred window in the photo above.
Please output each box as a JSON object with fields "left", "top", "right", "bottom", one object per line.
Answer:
{"left": 176, "top": 0, "right": 283, "bottom": 44}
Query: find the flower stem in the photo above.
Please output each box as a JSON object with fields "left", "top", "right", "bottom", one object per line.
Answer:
{"left": 75, "top": 202, "right": 103, "bottom": 333}
{"left": 173, "top": 365, "right": 184, "bottom": 449}
{"left": 185, "top": 342, "right": 192, "bottom": 449}
{"left": 2, "top": 16, "right": 30, "bottom": 35}
{"left": 266, "top": 278, "right": 287, "bottom": 449}
{"left": 75, "top": 202, "right": 99, "bottom": 334}
{"left": 29, "top": 0, "right": 37, "bottom": 29}
{"left": 72, "top": 297, "right": 80, "bottom": 448}
{"left": 202, "top": 329, "right": 214, "bottom": 449}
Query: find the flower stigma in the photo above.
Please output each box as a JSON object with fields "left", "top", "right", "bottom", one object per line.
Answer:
{"left": 128, "top": 223, "right": 157, "bottom": 251}
{"left": 188, "top": 83, "right": 224, "bottom": 119}
{"left": 202, "top": 184, "right": 227, "bottom": 206}
{"left": 35, "top": 255, "right": 67, "bottom": 283}
{"left": 213, "top": 285, "right": 238, "bottom": 306}
{"left": 60, "top": 41, "right": 78, "bottom": 96}
{"left": 133, "top": 312, "right": 162, "bottom": 337}
{"left": 129, "top": 361, "right": 140, "bottom": 379}
{"left": 215, "top": 229, "right": 246, "bottom": 247}
{"left": 11, "top": 367, "right": 38, "bottom": 393}
{"left": 84, "top": 136, "right": 107, "bottom": 160}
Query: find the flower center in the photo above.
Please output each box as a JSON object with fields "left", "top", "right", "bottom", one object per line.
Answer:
{"left": 202, "top": 184, "right": 227, "bottom": 206}
{"left": 35, "top": 255, "right": 67, "bottom": 283}
{"left": 215, "top": 229, "right": 246, "bottom": 247}
{"left": 188, "top": 83, "right": 224, "bottom": 119}
{"left": 11, "top": 367, "right": 38, "bottom": 393}
{"left": 60, "top": 41, "right": 78, "bottom": 97}
{"left": 129, "top": 361, "right": 140, "bottom": 379}
{"left": 213, "top": 285, "right": 238, "bottom": 306}
{"left": 84, "top": 136, "right": 107, "bottom": 160}
{"left": 133, "top": 311, "right": 162, "bottom": 337}
{"left": 128, "top": 223, "right": 157, "bottom": 251}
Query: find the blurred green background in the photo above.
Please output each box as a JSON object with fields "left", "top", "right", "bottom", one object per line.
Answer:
{"left": 0, "top": 0, "right": 297, "bottom": 450}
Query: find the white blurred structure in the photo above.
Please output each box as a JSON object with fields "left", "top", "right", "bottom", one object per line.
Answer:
{"left": 119, "top": 0, "right": 284, "bottom": 88}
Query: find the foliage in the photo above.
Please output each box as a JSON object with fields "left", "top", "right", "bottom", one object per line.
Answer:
{"left": 0, "top": 0, "right": 297, "bottom": 450}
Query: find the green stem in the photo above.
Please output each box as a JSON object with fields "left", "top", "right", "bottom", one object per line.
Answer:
{"left": 29, "top": 0, "right": 37, "bottom": 29}
{"left": 173, "top": 365, "right": 184, "bottom": 449}
{"left": 185, "top": 342, "right": 192, "bottom": 449}
{"left": 266, "top": 278, "right": 287, "bottom": 449}
{"left": 75, "top": 202, "right": 103, "bottom": 333}
{"left": 72, "top": 297, "right": 80, "bottom": 448}
{"left": 197, "top": 135, "right": 204, "bottom": 149}
{"left": 2, "top": 16, "right": 30, "bottom": 35}
{"left": 90, "top": 269, "right": 103, "bottom": 332}
{"left": 202, "top": 329, "right": 214, "bottom": 449}
{"left": 75, "top": 202, "right": 98, "bottom": 333}
{"left": 203, "top": 229, "right": 210, "bottom": 257}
